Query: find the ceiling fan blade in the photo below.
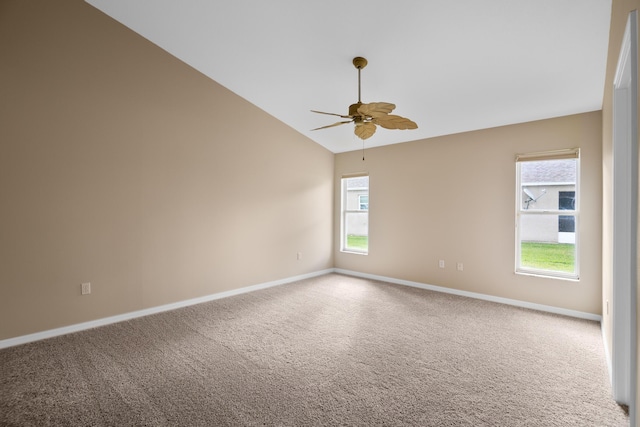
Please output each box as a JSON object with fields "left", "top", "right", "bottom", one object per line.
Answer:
{"left": 373, "top": 115, "right": 418, "bottom": 130}
{"left": 357, "top": 102, "right": 396, "bottom": 118}
{"left": 311, "top": 110, "right": 352, "bottom": 119}
{"left": 354, "top": 122, "right": 377, "bottom": 140}
{"left": 311, "top": 120, "right": 352, "bottom": 131}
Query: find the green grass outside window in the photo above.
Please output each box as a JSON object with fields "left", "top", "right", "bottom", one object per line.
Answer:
{"left": 520, "top": 242, "right": 575, "bottom": 273}
{"left": 346, "top": 235, "right": 368, "bottom": 251}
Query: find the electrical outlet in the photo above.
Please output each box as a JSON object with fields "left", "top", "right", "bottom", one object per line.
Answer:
{"left": 438, "top": 260, "right": 445, "bottom": 268}
{"left": 81, "top": 282, "right": 91, "bottom": 295}
{"left": 297, "top": 252, "right": 302, "bottom": 261}
{"left": 456, "top": 262, "right": 464, "bottom": 271}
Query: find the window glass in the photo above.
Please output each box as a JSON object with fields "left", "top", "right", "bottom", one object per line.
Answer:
{"left": 358, "top": 195, "right": 369, "bottom": 210}
{"left": 342, "top": 176, "right": 369, "bottom": 254}
{"left": 516, "top": 155, "right": 579, "bottom": 279}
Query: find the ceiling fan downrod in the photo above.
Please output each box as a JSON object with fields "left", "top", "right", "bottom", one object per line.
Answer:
{"left": 353, "top": 57, "right": 368, "bottom": 104}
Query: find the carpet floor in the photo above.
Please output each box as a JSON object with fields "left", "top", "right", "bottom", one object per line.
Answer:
{"left": 0, "top": 273, "right": 629, "bottom": 426}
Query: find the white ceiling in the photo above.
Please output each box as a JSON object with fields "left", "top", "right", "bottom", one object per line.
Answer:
{"left": 85, "top": 0, "right": 612, "bottom": 154}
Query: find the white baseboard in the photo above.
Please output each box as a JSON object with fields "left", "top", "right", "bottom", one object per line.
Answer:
{"left": 0, "top": 269, "right": 333, "bottom": 350}
{"left": 334, "top": 269, "right": 603, "bottom": 322}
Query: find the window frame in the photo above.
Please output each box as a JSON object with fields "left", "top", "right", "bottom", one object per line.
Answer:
{"left": 341, "top": 174, "right": 369, "bottom": 255}
{"left": 515, "top": 149, "right": 580, "bottom": 280}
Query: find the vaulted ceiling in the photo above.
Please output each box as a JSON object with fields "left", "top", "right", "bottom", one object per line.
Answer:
{"left": 85, "top": 0, "right": 612, "bottom": 153}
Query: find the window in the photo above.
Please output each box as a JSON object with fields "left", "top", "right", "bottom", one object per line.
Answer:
{"left": 515, "top": 149, "right": 579, "bottom": 279}
{"left": 358, "top": 195, "right": 369, "bottom": 210}
{"left": 341, "top": 175, "right": 369, "bottom": 254}
{"left": 558, "top": 191, "right": 575, "bottom": 236}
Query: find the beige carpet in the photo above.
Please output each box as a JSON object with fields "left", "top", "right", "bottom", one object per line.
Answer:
{"left": 0, "top": 273, "right": 629, "bottom": 426}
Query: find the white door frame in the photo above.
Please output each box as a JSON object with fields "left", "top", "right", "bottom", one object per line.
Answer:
{"left": 612, "top": 10, "right": 637, "bottom": 422}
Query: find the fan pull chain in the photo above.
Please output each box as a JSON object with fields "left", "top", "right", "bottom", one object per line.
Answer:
{"left": 362, "top": 138, "right": 365, "bottom": 161}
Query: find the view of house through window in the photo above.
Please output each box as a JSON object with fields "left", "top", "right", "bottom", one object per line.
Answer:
{"left": 341, "top": 175, "right": 369, "bottom": 254}
{"left": 516, "top": 150, "right": 579, "bottom": 279}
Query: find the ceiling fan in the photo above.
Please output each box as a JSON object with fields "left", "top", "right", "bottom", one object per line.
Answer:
{"left": 311, "top": 57, "right": 418, "bottom": 140}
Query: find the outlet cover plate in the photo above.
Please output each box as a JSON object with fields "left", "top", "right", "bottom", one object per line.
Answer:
{"left": 81, "top": 282, "right": 91, "bottom": 295}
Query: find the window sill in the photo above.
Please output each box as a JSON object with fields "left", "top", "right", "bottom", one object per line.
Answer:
{"left": 515, "top": 270, "right": 579, "bottom": 282}
{"left": 341, "top": 250, "right": 368, "bottom": 256}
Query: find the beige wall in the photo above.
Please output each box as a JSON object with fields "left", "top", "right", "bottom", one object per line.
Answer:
{"left": 335, "top": 112, "right": 603, "bottom": 314}
{"left": 602, "top": 0, "right": 640, "bottom": 414}
{"left": 0, "top": 0, "right": 334, "bottom": 340}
